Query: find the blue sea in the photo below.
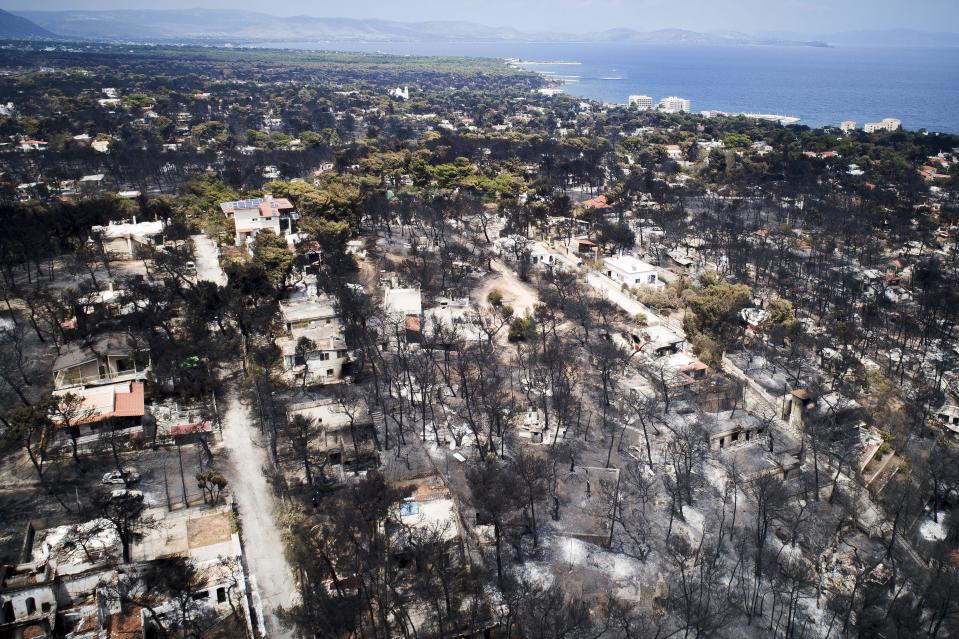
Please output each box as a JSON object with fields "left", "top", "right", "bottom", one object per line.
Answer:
{"left": 267, "top": 41, "right": 959, "bottom": 133}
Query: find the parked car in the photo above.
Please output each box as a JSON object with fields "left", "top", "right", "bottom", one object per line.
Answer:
{"left": 101, "top": 467, "right": 141, "bottom": 485}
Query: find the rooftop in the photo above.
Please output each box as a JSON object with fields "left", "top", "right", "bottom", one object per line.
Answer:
{"left": 583, "top": 195, "right": 612, "bottom": 209}
{"left": 279, "top": 297, "right": 338, "bottom": 323}
{"left": 51, "top": 381, "right": 145, "bottom": 427}
{"left": 219, "top": 196, "right": 294, "bottom": 217}
{"left": 700, "top": 409, "right": 763, "bottom": 437}
{"left": 384, "top": 287, "right": 422, "bottom": 319}
{"left": 52, "top": 332, "right": 144, "bottom": 373}
{"left": 639, "top": 324, "right": 685, "bottom": 348}
{"left": 277, "top": 325, "right": 346, "bottom": 355}
{"left": 604, "top": 254, "right": 657, "bottom": 275}
{"left": 92, "top": 220, "right": 164, "bottom": 240}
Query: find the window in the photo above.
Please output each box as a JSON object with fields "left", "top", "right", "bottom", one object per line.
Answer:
{"left": 216, "top": 588, "right": 227, "bottom": 603}
{"left": 319, "top": 352, "right": 330, "bottom": 361}
{"left": 191, "top": 591, "right": 210, "bottom": 601}
{"left": 41, "top": 602, "right": 51, "bottom": 613}
{"left": 25, "top": 598, "right": 36, "bottom": 615}
{"left": 2, "top": 600, "right": 13, "bottom": 622}
{"left": 327, "top": 369, "right": 334, "bottom": 377}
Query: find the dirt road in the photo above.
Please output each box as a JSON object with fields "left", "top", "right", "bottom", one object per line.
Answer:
{"left": 193, "top": 234, "right": 297, "bottom": 638}
{"left": 191, "top": 234, "right": 227, "bottom": 286}
{"left": 474, "top": 258, "right": 539, "bottom": 316}
{"left": 220, "top": 387, "right": 297, "bottom": 638}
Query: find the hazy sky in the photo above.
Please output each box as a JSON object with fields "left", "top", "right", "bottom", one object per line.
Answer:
{"left": 8, "top": 0, "right": 958, "bottom": 33}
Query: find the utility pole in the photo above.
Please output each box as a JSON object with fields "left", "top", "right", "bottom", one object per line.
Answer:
{"left": 607, "top": 470, "right": 621, "bottom": 548}
{"left": 177, "top": 443, "right": 188, "bottom": 506}
{"left": 211, "top": 387, "right": 221, "bottom": 432}
{"left": 163, "top": 464, "right": 171, "bottom": 511}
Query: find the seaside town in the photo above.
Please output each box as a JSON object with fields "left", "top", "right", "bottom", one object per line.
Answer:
{"left": 0, "top": 36, "right": 956, "bottom": 639}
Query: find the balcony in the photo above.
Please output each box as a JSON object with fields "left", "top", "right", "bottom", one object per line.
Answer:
{"left": 54, "top": 364, "right": 150, "bottom": 390}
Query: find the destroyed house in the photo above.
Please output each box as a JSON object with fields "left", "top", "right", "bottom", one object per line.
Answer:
{"left": 279, "top": 297, "right": 340, "bottom": 333}
{"left": 389, "top": 474, "right": 462, "bottom": 567}
{"left": 52, "top": 333, "right": 150, "bottom": 389}
{"left": 626, "top": 324, "right": 686, "bottom": 356}
{"left": 703, "top": 410, "right": 767, "bottom": 451}
{"left": 286, "top": 401, "right": 380, "bottom": 481}
{"left": 277, "top": 325, "right": 349, "bottom": 384}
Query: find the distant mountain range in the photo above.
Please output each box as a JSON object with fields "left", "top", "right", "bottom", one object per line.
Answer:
{"left": 7, "top": 9, "right": 828, "bottom": 47}
{"left": 0, "top": 8, "right": 56, "bottom": 39}
{"left": 767, "top": 29, "right": 959, "bottom": 48}
{"left": 4, "top": 9, "right": 959, "bottom": 49}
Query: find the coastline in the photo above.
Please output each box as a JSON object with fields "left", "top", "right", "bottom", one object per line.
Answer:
{"left": 507, "top": 59, "right": 582, "bottom": 65}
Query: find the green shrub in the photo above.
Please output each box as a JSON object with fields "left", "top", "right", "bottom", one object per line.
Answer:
{"left": 508, "top": 316, "right": 532, "bottom": 342}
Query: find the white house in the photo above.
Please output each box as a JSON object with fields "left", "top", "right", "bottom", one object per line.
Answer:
{"left": 278, "top": 325, "right": 349, "bottom": 385}
{"left": 602, "top": 255, "right": 663, "bottom": 288}
{"left": 90, "top": 219, "right": 165, "bottom": 259}
{"left": 275, "top": 294, "right": 348, "bottom": 385}
{"left": 279, "top": 297, "right": 340, "bottom": 333}
{"left": 530, "top": 243, "right": 555, "bottom": 266}
{"left": 530, "top": 241, "right": 583, "bottom": 272}
{"left": 219, "top": 195, "right": 298, "bottom": 247}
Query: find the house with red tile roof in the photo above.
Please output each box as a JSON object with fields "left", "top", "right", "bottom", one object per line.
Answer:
{"left": 582, "top": 194, "right": 612, "bottom": 209}
{"left": 51, "top": 381, "right": 145, "bottom": 436}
